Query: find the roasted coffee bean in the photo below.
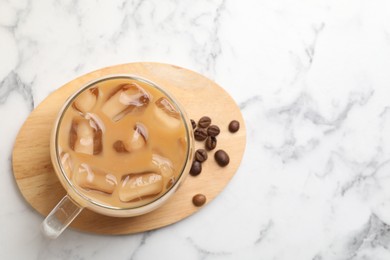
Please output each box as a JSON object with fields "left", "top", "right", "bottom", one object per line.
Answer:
{"left": 195, "top": 149, "right": 208, "bottom": 162}
{"left": 190, "top": 160, "right": 202, "bottom": 176}
{"left": 205, "top": 136, "right": 217, "bottom": 151}
{"left": 194, "top": 128, "right": 208, "bottom": 141}
{"left": 214, "top": 150, "right": 230, "bottom": 167}
{"left": 198, "top": 116, "right": 211, "bottom": 128}
{"left": 192, "top": 194, "right": 206, "bottom": 207}
{"left": 191, "top": 119, "right": 196, "bottom": 129}
{"left": 228, "top": 120, "right": 240, "bottom": 133}
{"left": 207, "top": 125, "right": 220, "bottom": 137}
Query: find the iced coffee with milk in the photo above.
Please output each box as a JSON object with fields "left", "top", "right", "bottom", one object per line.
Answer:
{"left": 56, "top": 77, "right": 190, "bottom": 208}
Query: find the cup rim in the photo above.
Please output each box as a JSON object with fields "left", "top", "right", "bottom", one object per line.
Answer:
{"left": 51, "top": 74, "right": 193, "bottom": 212}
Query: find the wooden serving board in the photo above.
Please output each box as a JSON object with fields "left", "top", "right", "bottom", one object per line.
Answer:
{"left": 12, "top": 62, "right": 246, "bottom": 235}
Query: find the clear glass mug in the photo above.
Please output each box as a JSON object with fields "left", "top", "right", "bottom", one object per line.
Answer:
{"left": 42, "top": 75, "right": 194, "bottom": 238}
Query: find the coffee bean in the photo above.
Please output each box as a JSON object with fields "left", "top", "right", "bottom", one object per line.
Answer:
{"left": 228, "top": 120, "right": 240, "bottom": 133}
{"left": 198, "top": 116, "right": 211, "bottom": 128}
{"left": 207, "top": 125, "right": 220, "bottom": 137}
{"left": 190, "top": 160, "right": 202, "bottom": 176}
{"left": 195, "top": 149, "right": 208, "bottom": 162}
{"left": 194, "top": 128, "right": 208, "bottom": 141}
{"left": 205, "top": 136, "right": 217, "bottom": 151}
{"left": 214, "top": 150, "right": 230, "bottom": 167}
{"left": 192, "top": 194, "right": 206, "bottom": 207}
{"left": 191, "top": 119, "right": 196, "bottom": 129}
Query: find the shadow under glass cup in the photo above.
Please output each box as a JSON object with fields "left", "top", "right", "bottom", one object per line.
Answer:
{"left": 42, "top": 75, "right": 194, "bottom": 238}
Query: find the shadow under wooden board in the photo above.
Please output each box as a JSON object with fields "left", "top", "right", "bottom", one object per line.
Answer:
{"left": 12, "top": 62, "right": 246, "bottom": 235}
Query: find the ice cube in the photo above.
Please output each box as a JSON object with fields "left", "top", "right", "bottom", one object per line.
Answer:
{"left": 101, "top": 83, "right": 150, "bottom": 121}
{"left": 73, "top": 119, "right": 94, "bottom": 155}
{"left": 72, "top": 87, "right": 99, "bottom": 113}
{"left": 154, "top": 97, "right": 181, "bottom": 129}
{"left": 166, "top": 178, "right": 175, "bottom": 190}
{"left": 75, "top": 163, "right": 117, "bottom": 194}
{"left": 124, "top": 123, "right": 148, "bottom": 151}
{"left": 69, "top": 116, "right": 103, "bottom": 155}
{"left": 178, "top": 137, "right": 188, "bottom": 154}
{"left": 152, "top": 154, "right": 175, "bottom": 188}
{"left": 60, "top": 152, "right": 73, "bottom": 177}
{"left": 119, "top": 173, "right": 163, "bottom": 202}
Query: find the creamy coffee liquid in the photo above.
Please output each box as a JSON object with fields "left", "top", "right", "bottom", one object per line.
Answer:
{"left": 57, "top": 78, "right": 189, "bottom": 208}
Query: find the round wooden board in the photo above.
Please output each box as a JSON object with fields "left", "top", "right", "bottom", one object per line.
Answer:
{"left": 12, "top": 62, "right": 246, "bottom": 235}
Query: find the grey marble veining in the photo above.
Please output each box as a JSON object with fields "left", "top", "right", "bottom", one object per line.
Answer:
{"left": 2, "top": 0, "right": 390, "bottom": 259}
{"left": 0, "top": 71, "right": 34, "bottom": 109}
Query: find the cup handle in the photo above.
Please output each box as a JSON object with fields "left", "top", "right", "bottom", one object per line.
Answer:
{"left": 41, "top": 195, "right": 83, "bottom": 239}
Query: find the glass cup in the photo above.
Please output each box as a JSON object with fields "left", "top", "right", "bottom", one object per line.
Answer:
{"left": 42, "top": 75, "right": 194, "bottom": 238}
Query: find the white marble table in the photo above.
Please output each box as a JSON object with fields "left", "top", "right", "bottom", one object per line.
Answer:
{"left": 2, "top": 0, "right": 390, "bottom": 259}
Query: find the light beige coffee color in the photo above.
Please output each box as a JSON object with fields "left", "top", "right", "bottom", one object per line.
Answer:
{"left": 57, "top": 78, "right": 188, "bottom": 208}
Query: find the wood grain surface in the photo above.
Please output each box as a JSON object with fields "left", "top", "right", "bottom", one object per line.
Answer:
{"left": 12, "top": 62, "right": 246, "bottom": 235}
